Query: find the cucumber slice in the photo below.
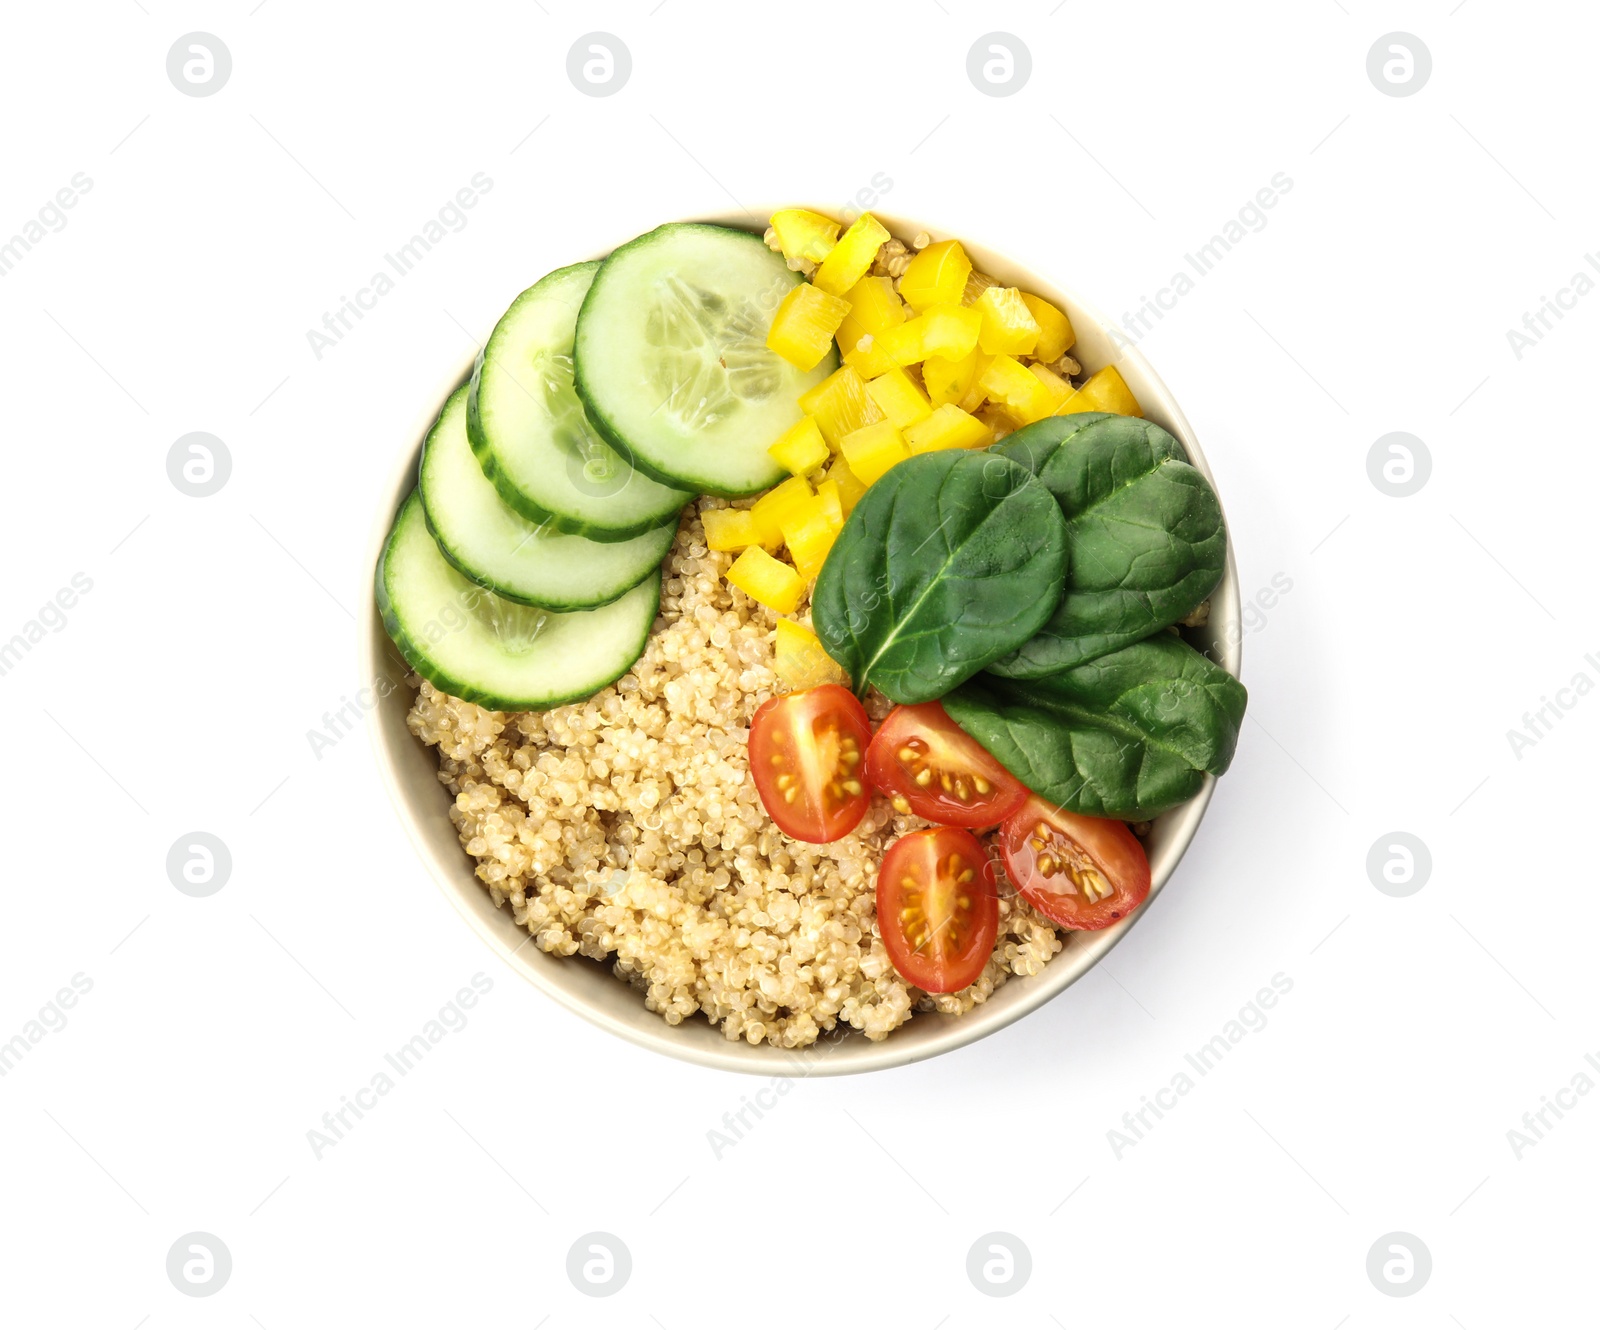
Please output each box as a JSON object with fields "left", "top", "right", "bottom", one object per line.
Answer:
{"left": 378, "top": 491, "right": 659, "bottom": 712}
{"left": 574, "top": 224, "right": 837, "bottom": 497}
{"left": 420, "top": 383, "right": 675, "bottom": 611}
{"left": 469, "top": 262, "right": 693, "bottom": 541}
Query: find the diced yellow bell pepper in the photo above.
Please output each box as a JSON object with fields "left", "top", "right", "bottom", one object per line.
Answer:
{"left": 877, "top": 306, "right": 983, "bottom": 368}
{"left": 865, "top": 368, "right": 932, "bottom": 429}
{"left": 774, "top": 618, "right": 848, "bottom": 691}
{"left": 1056, "top": 365, "right": 1144, "bottom": 418}
{"left": 919, "top": 303, "right": 982, "bottom": 360}
{"left": 973, "top": 287, "right": 1041, "bottom": 356}
{"left": 814, "top": 478, "right": 844, "bottom": 527}
{"left": 798, "top": 365, "right": 883, "bottom": 448}
{"left": 923, "top": 347, "right": 980, "bottom": 407}
{"left": 1029, "top": 363, "right": 1075, "bottom": 410}
{"left": 780, "top": 503, "right": 844, "bottom": 582}
{"left": 958, "top": 352, "right": 995, "bottom": 413}
{"left": 962, "top": 270, "right": 999, "bottom": 307}
{"left": 812, "top": 213, "right": 890, "bottom": 296}
{"left": 1021, "top": 293, "right": 1075, "bottom": 363}
{"left": 766, "top": 415, "right": 830, "bottom": 477}
{"left": 770, "top": 209, "right": 840, "bottom": 265}
{"left": 840, "top": 419, "right": 911, "bottom": 485}
{"left": 766, "top": 282, "right": 851, "bottom": 371}
{"left": 782, "top": 491, "right": 839, "bottom": 534}
{"left": 727, "top": 547, "right": 806, "bottom": 614}
{"left": 703, "top": 507, "right": 774, "bottom": 553}
{"left": 824, "top": 455, "right": 868, "bottom": 515}
{"left": 905, "top": 403, "right": 993, "bottom": 454}
{"left": 750, "top": 475, "right": 815, "bottom": 545}
{"left": 835, "top": 275, "right": 906, "bottom": 377}
{"left": 897, "top": 239, "right": 973, "bottom": 313}
{"left": 979, "top": 355, "right": 1060, "bottom": 426}
{"left": 841, "top": 276, "right": 904, "bottom": 334}
{"left": 874, "top": 317, "right": 929, "bottom": 368}
{"left": 838, "top": 331, "right": 897, "bottom": 379}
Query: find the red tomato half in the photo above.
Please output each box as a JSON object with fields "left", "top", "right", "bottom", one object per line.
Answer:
{"left": 1000, "top": 796, "right": 1151, "bottom": 931}
{"left": 749, "top": 684, "right": 873, "bottom": 843}
{"left": 877, "top": 827, "right": 999, "bottom": 992}
{"left": 865, "top": 702, "right": 1028, "bottom": 828}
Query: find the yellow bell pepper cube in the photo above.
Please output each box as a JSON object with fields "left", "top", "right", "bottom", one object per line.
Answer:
{"left": 814, "top": 478, "right": 845, "bottom": 528}
{"left": 919, "top": 303, "right": 982, "bottom": 360}
{"left": 702, "top": 507, "right": 774, "bottom": 553}
{"left": 905, "top": 403, "right": 993, "bottom": 454}
{"left": 923, "top": 347, "right": 981, "bottom": 407}
{"left": 1021, "top": 293, "right": 1075, "bottom": 363}
{"left": 839, "top": 332, "right": 896, "bottom": 379}
{"left": 774, "top": 618, "right": 847, "bottom": 691}
{"left": 865, "top": 368, "right": 932, "bottom": 429}
{"left": 973, "top": 286, "right": 1041, "bottom": 356}
{"left": 766, "top": 415, "right": 831, "bottom": 477}
{"left": 979, "top": 355, "right": 1060, "bottom": 426}
{"left": 841, "top": 276, "right": 905, "bottom": 335}
{"left": 824, "top": 455, "right": 868, "bottom": 515}
{"left": 1056, "top": 365, "right": 1144, "bottom": 418}
{"left": 1029, "top": 362, "right": 1075, "bottom": 408}
{"left": 897, "top": 239, "right": 973, "bottom": 313}
{"left": 958, "top": 352, "right": 995, "bottom": 413}
{"left": 797, "top": 365, "right": 883, "bottom": 448}
{"left": 770, "top": 208, "right": 840, "bottom": 265}
{"left": 840, "top": 419, "right": 911, "bottom": 485}
{"left": 750, "top": 475, "right": 815, "bottom": 545}
{"left": 782, "top": 491, "right": 839, "bottom": 533}
{"left": 780, "top": 503, "right": 844, "bottom": 582}
{"left": 726, "top": 546, "right": 806, "bottom": 614}
{"left": 766, "top": 282, "right": 851, "bottom": 371}
{"left": 874, "top": 317, "right": 930, "bottom": 368}
{"left": 877, "top": 305, "right": 983, "bottom": 367}
{"left": 836, "top": 275, "right": 906, "bottom": 376}
{"left": 812, "top": 213, "right": 890, "bottom": 296}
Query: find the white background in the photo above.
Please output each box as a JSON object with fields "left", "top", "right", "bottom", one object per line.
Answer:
{"left": 0, "top": 1, "right": 1594, "bottom": 1324}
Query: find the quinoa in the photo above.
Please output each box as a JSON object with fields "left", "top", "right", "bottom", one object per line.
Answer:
{"left": 872, "top": 236, "right": 913, "bottom": 279}
{"left": 407, "top": 501, "right": 1064, "bottom": 1047}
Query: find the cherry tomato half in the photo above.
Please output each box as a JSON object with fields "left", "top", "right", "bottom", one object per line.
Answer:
{"left": 999, "top": 795, "right": 1151, "bottom": 931}
{"left": 877, "top": 827, "right": 999, "bottom": 992}
{"left": 865, "top": 702, "right": 1028, "bottom": 828}
{"left": 749, "top": 684, "right": 873, "bottom": 843}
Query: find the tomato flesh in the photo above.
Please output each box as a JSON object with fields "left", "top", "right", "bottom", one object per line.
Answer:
{"left": 877, "top": 827, "right": 999, "bottom": 992}
{"left": 1000, "top": 796, "right": 1151, "bottom": 931}
{"left": 866, "top": 702, "right": 1028, "bottom": 828}
{"left": 749, "top": 684, "right": 873, "bottom": 843}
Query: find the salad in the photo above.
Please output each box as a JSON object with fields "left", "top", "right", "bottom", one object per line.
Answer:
{"left": 378, "top": 208, "right": 1246, "bottom": 1046}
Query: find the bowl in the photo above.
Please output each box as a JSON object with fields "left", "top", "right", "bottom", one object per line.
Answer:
{"left": 362, "top": 207, "right": 1243, "bottom": 1077}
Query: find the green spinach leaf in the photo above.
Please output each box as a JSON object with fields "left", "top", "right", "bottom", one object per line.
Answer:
{"left": 988, "top": 413, "right": 1226, "bottom": 677}
{"left": 811, "top": 450, "right": 1069, "bottom": 704}
{"left": 944, "top": 632, "right": 1247, "bottom": 820}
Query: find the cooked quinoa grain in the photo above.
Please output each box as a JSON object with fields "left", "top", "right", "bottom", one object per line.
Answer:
{"left": 873, "top": 236, "right": 913, "bottom": 279}
{"left": 407, "top": 501, "right": 1064, "bottom": 1047}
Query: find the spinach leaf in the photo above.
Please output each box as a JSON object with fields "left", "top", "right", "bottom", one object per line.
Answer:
{"left": 988, "top": 413, "right": 1226, "bottom": 677}
{"left": 944, "top": 632, "right": 1247, "bottom": 820}
{"left": 811, "top": 450, "right": 1069, "bottom": 704}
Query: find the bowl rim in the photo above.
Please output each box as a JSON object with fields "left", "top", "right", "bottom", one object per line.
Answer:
{"left": 361, "top": 205, "right": 1243, "bottom": 1077}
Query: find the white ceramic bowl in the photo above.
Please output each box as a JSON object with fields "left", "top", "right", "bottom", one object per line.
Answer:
{"left": 363, "top": 209, "right": 1243, "bottom": 1077}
